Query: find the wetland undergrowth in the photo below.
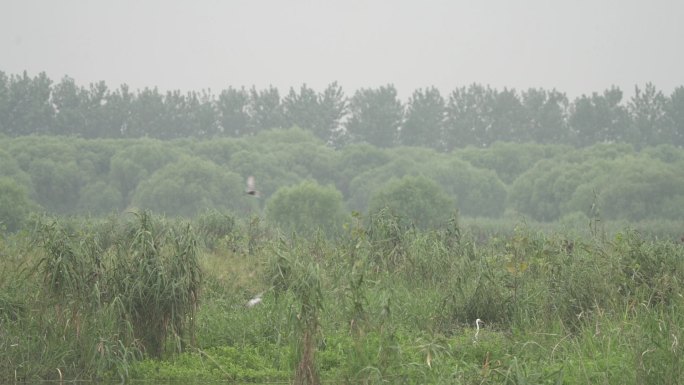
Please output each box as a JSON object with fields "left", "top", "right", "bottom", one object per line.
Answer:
{"left": 1, "top": 210, "right": 683, "bottom": 384}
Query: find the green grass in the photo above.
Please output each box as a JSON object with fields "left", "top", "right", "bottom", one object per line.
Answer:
{"left": 1, "top": 213, "right": 683, "bottom": 383}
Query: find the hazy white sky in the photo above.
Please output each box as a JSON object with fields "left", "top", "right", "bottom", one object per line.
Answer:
{"left": 3, "top": 0, "right": 683, "bottom": 100}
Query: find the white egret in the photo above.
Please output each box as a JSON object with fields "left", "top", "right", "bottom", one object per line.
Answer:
{"left": 473, "top": 318, "right": 485, "bottom": 342}
{"left": 246, "top": 293, "right": 263, "bottom": 307}
{"left": 246, "top": 287, "right": 274, "bottom": 307}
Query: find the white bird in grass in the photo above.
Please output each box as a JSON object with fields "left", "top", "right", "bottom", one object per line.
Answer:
{"left": 246, "top": 293, "right": 263, "bottom": 308}
{"left": 246, "top": 287, "right": 273, "bottom": 308}
{"left": 473, "top": 318, "right": 485, "bottom": 342}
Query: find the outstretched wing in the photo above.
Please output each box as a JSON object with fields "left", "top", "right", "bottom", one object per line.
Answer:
{"left": 247, "top": 175, "right": 256, "bottom": 192}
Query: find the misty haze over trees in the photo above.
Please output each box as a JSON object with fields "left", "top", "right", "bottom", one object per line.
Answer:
{"left": 1, "top": 70, "right": 684, "bottom": 234}
{"left": 1, "top": 71, "right": 683, "bottom": 148}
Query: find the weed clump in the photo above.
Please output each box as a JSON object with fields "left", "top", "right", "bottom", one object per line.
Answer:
{"left": 15, "top": 211, "right": 202, "bottom": 381}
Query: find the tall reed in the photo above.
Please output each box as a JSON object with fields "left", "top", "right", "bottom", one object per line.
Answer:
{"left": 11, "top": 211, "right": 203, "bottom": 381}
{"left": 270, "top": 236, "right": 324, "bottom": 385}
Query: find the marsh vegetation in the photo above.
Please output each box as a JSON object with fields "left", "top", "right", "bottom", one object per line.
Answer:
{"left": 2, "top": 72, "right": 684, "bottom": 383}
{"left": 1, "top": 210, "right": 683, "bottom": 384}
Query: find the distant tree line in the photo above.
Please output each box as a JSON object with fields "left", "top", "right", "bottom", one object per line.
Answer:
{"left": 1, "top": 70, "right": 682, "bottom": 149}
{"left": 2, "top": 131, "right": 684, "bottom": 233}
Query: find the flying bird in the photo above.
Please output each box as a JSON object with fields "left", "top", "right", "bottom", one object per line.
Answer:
{"left": 246, "top": 175, "right": 260, "bottom": 197}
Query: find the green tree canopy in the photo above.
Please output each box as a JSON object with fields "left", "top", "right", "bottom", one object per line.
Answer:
{"left": 4, "top": 138, "right": 83, "bottom": 213}
{"left": 568, "top": 87, "right": 630, "bottom": 146}
{"left": 5, "top": 71, "right": 54, "bottom": 136}
{"left": 335, "top": 143, "right": 391, "bottom": 197}
{"left": 456, "top": 142, "right": 570, "bottom": 184}
{"left": 127, "top": 87, "right": 166, "bottom": 138}
{"left": 347, "top": 156, "right": 421, "bottom": 213}
{"left": 249, "top": 127, "right": 337, "bottom": 184}
{"left": 0, "top": 148, "right": 32, "bottom": 190}
{"left": 509, "top": 156, "right": 612, "bottom": 221}
{"left": 283, "top": 84, "right": 321, "bottom": 135}
{"left": 4, "top": 70, "right": 684, "bottom": 149}
{"left": 109, "top": 140, "right": 184, "bottom": 204}
{"left": 318, "top": 82, "right": 348, "bottom": 145}
{"left": 0, "top": 177, "right": 36, "bottom": 232}
{"left": 399, "top": 87, "right": 445, "bottom": 149}
{"left": 443, "top": 84, "right": 495, "bottom": 149}
{"left": 521, "top": 88, "right": 569, "bottom": 144}
{"left": 509, "top": 146, "right": 684, "bottom": 221}
{"left": 666, "top": 86, "right": 684, "bottom": 147}
{"left": 77, "top": 181, "right": 123, "bottom": 215}
{"left": 629, "top": 83, "right": 671, "bottom": 147}
{"left": 346, "top": 85, "right": 403, "bottom": 147}
{"left": 217, "top": 86, "right": 250, "bottom": 137}
{"left": 595, "top": 156, "right": 684, "bottom": 221}
{"left": 132, "top": 156, "right": 251, "bottom": 217}
{"left": 100, "top": 84, "right": 134, "bottom": 138}
{"left": 0, "top": 72, "right": 8, "bottom": 134}
{"left": 248, "top": 86, "right": 285, "bottom": 133}
{"left": 266, "top": 180, "right": 348, "bottom": 237}
{"left": 488, "top": 87, "right": 527, "bottom": 143}
{"left": 52, "top": 76, "right": 87, "bottom": 136}
{"left": 368, "top": 175, "right": 455, "bottom": 229}
{"left": 282, "top": 82, "right": 348, "bottom": 144}
{"left": 28, "top": 158, "right": 82, "bottom": 214}
{"left": 425, "top": 156, "right": 507, "bottom": 218}
{"left": 345, "top": 146, "right": 506, "bottom": 218}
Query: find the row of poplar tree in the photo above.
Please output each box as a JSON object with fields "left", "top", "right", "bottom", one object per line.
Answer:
{"left": 1, "top": 70, "right": 683, "bottom": 149}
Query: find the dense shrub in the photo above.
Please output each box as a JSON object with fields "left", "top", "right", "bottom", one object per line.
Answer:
{"left": 368, "top": 175, "right": 455, "bottom": 229}
{"left": 266, "top": 180, "right": 349, "bottom": 237}
{"left": 0, "top": 177, "right": 36, "bottom": 232}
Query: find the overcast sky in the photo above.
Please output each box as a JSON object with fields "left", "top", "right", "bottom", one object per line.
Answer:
{"left": 3, "top": 0, "right": 683, "bottom": 100}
